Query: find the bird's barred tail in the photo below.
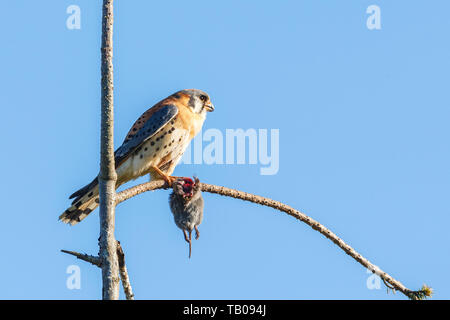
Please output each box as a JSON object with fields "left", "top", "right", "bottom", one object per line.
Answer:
{"left": 59, "top": 178, "right": 100, "bottom": 225}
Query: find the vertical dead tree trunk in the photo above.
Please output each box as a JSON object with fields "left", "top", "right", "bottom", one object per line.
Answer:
{"left": 99, "top": 0, "right": 119, "bottom": 300}
{"left": 62, "top": 0, "right": 134, "bottom": 300}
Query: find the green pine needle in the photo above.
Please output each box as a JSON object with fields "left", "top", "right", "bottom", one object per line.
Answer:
{"left": 407, "top": 284, "right": 433, "bottom": 300}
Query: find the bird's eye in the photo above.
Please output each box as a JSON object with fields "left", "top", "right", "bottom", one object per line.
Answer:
{"left": 199, "top": 95, "right": 207, "bottom": 102}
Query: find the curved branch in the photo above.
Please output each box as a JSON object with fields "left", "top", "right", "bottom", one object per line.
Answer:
{"left": 116, "top": 180, "right": 167, "bottom": 204}
{"left": 115, "top": 180, "right": 432, "bottom": 300}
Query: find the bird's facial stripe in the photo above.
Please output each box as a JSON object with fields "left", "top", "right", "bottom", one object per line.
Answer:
{"left": 186, "top": 91, "right": 211, "bottom": 114}
{"left": 188, "top": 95, "right": 202, "bottom": 113}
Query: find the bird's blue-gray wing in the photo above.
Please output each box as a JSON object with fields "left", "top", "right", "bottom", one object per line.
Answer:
{"left": 114, "top": 104, "right": 178, "bottom": 166}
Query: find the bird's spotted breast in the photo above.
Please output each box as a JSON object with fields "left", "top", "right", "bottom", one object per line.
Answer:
{"left": 118, "top": 115, "right": 190, "bottom": 181}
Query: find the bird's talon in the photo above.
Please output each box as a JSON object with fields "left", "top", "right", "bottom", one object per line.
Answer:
{"left": 168, "top": 176, "right": 178, "bottom": 187}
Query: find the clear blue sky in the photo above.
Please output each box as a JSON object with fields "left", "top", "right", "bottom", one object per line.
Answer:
{"left": 0, "top": 1, "right": 449, "bottom": 299}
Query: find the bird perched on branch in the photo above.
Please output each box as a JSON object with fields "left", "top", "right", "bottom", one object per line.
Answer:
{"left": 169, "top": 177, "right": 204, "bottom": 258}
{"left": 59, "top": 89, "right": 214, "bottom": 225}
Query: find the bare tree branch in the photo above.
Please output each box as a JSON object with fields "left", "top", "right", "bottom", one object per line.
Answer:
{"left": 116, "top": 180, "right": 167, "bottom": 204}
{"left": 115, "top": 180, "right": 432, "bottom": 300}
{"left": 99, "top": 0, "right": 120, "bottom": 300}
{"left": 61, "top": 242, "right": 136, "bottom": 300}
{"left": 117, "top": 241, "right": 135, "bottom": 300}
{"left": 61, "top": 250, "right": 102, "bottom": 267}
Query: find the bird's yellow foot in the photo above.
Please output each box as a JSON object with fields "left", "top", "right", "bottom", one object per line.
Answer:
{"left": 151, "top": 166, "right": 179, "bottom": 187}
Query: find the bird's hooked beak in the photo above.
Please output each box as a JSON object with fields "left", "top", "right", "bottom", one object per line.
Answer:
{"left": 205, "top": 102, "right": 214, "bottom": 112}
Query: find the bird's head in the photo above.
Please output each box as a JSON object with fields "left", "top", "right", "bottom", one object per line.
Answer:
{"left": 175, "top": 89, "right": 214, "bottom": 116}
{"left": 172, "top": 177, "right": 200, "bottom": 201}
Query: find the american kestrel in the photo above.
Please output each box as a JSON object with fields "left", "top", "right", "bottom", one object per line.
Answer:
{"left": 59, "top": 89, "right": 214, "bottom": 225}
{"left": 169, "top": 177, "right": 204, "bottom": 258}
